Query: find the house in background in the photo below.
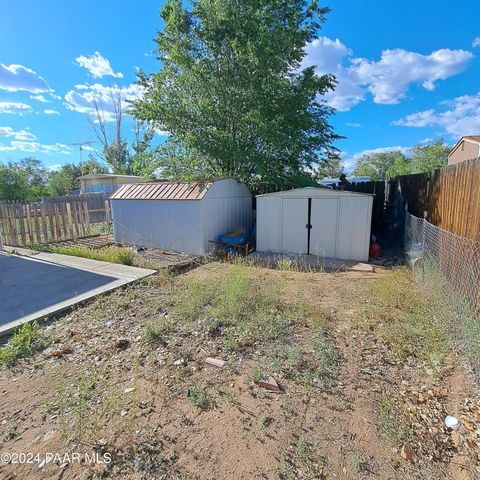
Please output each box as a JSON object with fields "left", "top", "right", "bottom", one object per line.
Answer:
{"left": 79, "top": 173, "right": 148, "bottom": 194}
{"left": 448, "top": 136, "right": 480, "bottom": 165}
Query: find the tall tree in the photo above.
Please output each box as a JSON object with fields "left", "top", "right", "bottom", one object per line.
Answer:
{"left": 48, "top": 159, "right": 108, "bottom": 195}
{"left": 316, "top": 154, "right": 344, "bottom": 178}
{"left": 0, "top": 164, "right": 30, "bottom": 201}
{"left": 353, "top": 151, "right": 410, "bottom": 181}
{"left": 133, "top": 0, "right": 339, "bottom": 191}
{"left": 90, "top": 91, "right": 157, "bottom": 176}
{"left": 410, "top": 140, "right": 449, "bottom": 173}
{"left": 0, "top": 158, "right": 49, "bottom": 201}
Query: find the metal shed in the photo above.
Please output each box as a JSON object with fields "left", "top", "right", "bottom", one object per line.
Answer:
{"left": 110, "top": 178, "right": 252, "bottom": 254}
{"left": 256, "top": 187, "right": 373, "bottom": 261}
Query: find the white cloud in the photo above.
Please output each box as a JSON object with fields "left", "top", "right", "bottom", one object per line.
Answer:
{"left": 302, "top": 37, "right": 473, "bottom": 111}
{"left": 341, "top": 146, "right": 411, "bottom": 172}
{"left": 64, "top": 83, "right": 143, "bottom": 121}
{"left": 0, "top": 101, "right": 32, "bottom": 114}
{"left": 394, "top": 92, "right": 480, "bottom": 138}
{"left": 0, "top": 126, "right": 36, "bottom": 141}
{"left": 473, "top": 37, "right": 480, "bottom": 48}
{"left": 43, "top": 108, "right": 60, "bottom": 115}
{"left": 75, "top": 52, "right": 123, "bottom": 79}
{"left": 0, "top": 64, "right": 51, "bottom": 93}
{"left": 354, "top": 49, "right": 473, "bottom": 104}
{"left": 346, "top": 122, "right": 361, "bottom": 128}
{"left": 30, "top": 94, "right": 49, "bottom": 103}
{"left": 0, "top": 140, "right": 70, "bottom": 154}
{"left": 302, "top": 37, "right": 364, "bottom": 111}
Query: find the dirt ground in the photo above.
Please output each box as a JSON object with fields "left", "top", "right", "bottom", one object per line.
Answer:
{"left": 0, "top": 262, "right": 479, "bottom": 479}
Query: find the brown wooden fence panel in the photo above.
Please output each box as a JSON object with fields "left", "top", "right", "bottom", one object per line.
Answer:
{"left": 0, "top": 200, "right": 94, "bottom": 246}
{"left": 398, "top": 173, "right": 430, "bottom": 219}
{"left": 42, "top": 193, "right": 109, "bottom": 223}
{"left": 398, "top": 158, "right": 480, "bottom": 242}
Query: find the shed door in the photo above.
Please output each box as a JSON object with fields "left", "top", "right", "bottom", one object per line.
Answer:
{"left": 281, "top": 199, "right": 308, "bottom": 254}
{"left": 310, "top": 198, "right": 338, "bottom": 258}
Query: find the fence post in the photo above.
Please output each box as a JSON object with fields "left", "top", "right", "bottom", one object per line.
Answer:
{"left": 421, "top": 213, "right": 427, "bottom": 282}
{"left": 105, "top": 200, "right": 111, "bottom": 223}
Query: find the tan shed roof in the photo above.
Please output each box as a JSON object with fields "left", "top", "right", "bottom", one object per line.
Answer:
{"left": 110, "top": 181, "right": 214, "bottom": 200}
{"left": 464, "top": 135, "right": 480, "bottom": 143}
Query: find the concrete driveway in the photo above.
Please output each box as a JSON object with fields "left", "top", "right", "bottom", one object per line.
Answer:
{"left": 0, "top": 250, "right": 155, "bottom": 335}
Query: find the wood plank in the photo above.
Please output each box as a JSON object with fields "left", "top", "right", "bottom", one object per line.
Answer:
{"left": 17, "top": 204, "right": 26, "bottom": 246}
{"left": 0, "top": 205, "right": 11, "bottom": 246}
{"left": 47, "top": 204, "right": 55, "bottom": 243}
{"left": 72, "top": 202, "right": 80, "bottom": 238}
{"left": 78, "top": 202, "right": 86, "bottom": 237}
{"left": 105, "top": 200, "right": 111, "bottom": 223}
{"left": 9, "top": 205, "right": 18, "bottom": 246}
{"left": 53, "top": 203, "right": 62, "bottom": 241}
{"left": 33, "top": 205, "right": 41, "bottom": 244}
{"left": 83, "top": 201, "right": 90, "bottom": 235}
{"left": 66, "top": 203, "right": 75, "bottom": 238}
{"left": 25, "top": 204, "right": 34, "bottom": 245}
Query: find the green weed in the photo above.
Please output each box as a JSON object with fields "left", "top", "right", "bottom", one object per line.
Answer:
{"left": 170, "top": 265, "right": 289, "bottom": 351}
{"left": 36, "top": 245, "right": 135, "bottom": 266}
{"left": 355, "top": 268, "right": 448, "bottom": 370}
{"left": 378, "top": 392, "right": 409, "bottom": 443}
{"left": 187, "top": 383, "right": 210, "bottom": 410}
{"left": 0, "top": 322, "right": 49, "bottom": 368}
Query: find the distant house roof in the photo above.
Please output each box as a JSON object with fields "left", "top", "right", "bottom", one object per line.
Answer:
{"left": 318, "top": 176, "right": 370, "bottom": 187}
{"left": 449, "top": 136, "right": 480, "bottom": 157}
{"left": 110, "top": 180, "right": 215, "bottom": 200}
{"left": 78, "top": 174, "right": 147, "bottom": 180}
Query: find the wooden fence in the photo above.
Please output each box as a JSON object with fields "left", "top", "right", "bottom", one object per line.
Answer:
{"left": 0, "top": 201, "right": 93, "bottom": 247}
{"left": 398, "top": 158, "right": 480, "bottom": 242}
{"left": 43, "top": 192, "right": 110, "bottom": 223}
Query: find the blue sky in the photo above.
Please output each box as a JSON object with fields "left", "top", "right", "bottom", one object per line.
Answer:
{"left": 1, "top": 0, "right": 479, "bottom": 172}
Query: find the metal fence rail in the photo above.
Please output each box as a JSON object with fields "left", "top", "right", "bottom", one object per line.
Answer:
{"left": 405, "top": 213, "right": 480, "bottom": 380}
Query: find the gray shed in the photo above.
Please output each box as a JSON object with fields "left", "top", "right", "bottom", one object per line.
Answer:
{"left": 256, "top": 187, "right": 373, "bottom": 261}
{"left": 110, "top": 179, "right": 252, "bottom": 254}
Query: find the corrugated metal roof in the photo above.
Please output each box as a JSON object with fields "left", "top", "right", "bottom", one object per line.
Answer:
{"left": 256, "top": 187, "right": 374, "bottom": 198}
{"left": 110, "top": 181, "right": 214, "bottom": 200}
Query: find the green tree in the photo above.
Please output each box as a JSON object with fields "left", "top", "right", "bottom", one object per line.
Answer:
{"left": 48, "top": 171, "right": 75, "bottom": 196}
{"left": 316, "top": 154, "right": 344, "bottom": 178}
{"left": 0, "top": 158, "right": 50, "bottom": 201}
{"left": 0, "top": 164, "right": 30, "bottom": 201}
{"left": 90, "top": 93, "right": 156, "bottom": 176}
{"left": 352, "top": 151, "right": 410, "bottom": 181}
{"left": 133, "top": 0, "right": 339, "bottom": 191}
{"left": 47, "top": 159, "right": 109, "bottom": 194}
{"left": 410, "top": 140, "right": 449, "bottom": 173}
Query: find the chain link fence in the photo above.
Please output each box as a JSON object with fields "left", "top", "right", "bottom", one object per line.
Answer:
{"left": 405, "top": 212, "right": 480, "bottom": 380}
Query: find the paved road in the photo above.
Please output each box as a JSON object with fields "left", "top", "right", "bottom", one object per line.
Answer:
{"left": 0, "top": 250, "right": 155, "bottom": 335}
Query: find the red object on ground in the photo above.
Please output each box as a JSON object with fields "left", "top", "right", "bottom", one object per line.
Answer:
{"left": 369, "top": 242, "right": 381, "bottom": 259}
